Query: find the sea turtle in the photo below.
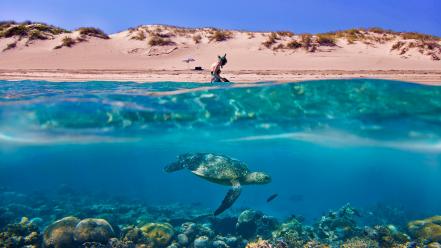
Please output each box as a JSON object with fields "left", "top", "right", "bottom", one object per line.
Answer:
{"left": 164, "top": 153, "right": 271, "bottom": 215}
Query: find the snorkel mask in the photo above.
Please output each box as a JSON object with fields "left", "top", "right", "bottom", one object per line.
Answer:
{"left": 218, "top": 54, "right": 227, "bottom": 67}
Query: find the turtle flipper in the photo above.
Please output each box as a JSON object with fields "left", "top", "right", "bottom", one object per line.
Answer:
{"left": 214, "top": 182, "right": 241, "bottom": 216}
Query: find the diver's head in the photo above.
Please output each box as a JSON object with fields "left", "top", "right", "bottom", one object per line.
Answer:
{"left": 218, "top": 54, "right": 227, "bottom": 66}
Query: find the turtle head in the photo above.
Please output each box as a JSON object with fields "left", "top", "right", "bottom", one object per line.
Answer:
{"left": 244, "top": 172, "right": 271, "bottom": 185}
{"left": 164, "top": 154, "right": 191, "bottom": 173}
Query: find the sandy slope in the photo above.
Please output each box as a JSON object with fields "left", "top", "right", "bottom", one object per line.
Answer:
{"left": 0, "top": 25, "right": 440, "bottom": 83}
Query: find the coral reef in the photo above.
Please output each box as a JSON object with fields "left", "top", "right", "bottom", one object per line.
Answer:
{"left": 341, "top": 237, "right": 379, "bottom": 248}
{"left": 0, "top": 189, "right": 439, "bottom": 248}
{"left": 236, "top": 209, "right": 278, "bottom": 239}
{"left": 140, "top": 222, "right": 175, "bottom": 247}
{"left": 245, "top": 238, "right": 273, "bottom": 248}
{"left": 43, "top": 216, "right": 80, "bottom": 248}
{"left": 271, "top": 215, "right": 314, "bottom": 247}
{"left": 314, "top": 203, "right": 361, "bottom": 242}
{"left": 73, "top": 218, "right": 115, "bottom": 244}
{"left": 364, "top": 225, "right": 410, "bottom": 248}
{"left": 0, "top": 217, "right": 41, "bottom": 248}
{"left": 408, "top": 216, "right": 441, "bottom": 243}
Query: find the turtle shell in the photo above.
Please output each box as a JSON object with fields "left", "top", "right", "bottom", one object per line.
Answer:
{"left": 180, "top": 153, "right": 250, "bottom": 183}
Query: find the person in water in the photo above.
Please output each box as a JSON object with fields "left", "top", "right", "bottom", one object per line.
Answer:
{"left": 210, "top": 54, "right": 229, "bottom": 82}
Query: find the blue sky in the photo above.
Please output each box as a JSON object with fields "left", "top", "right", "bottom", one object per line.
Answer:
{"left": 1, "top": 0, "right": 440, "bottom": 36}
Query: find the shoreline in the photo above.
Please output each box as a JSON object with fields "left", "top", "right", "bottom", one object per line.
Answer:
{"left": 1, "top": 69, "right": 441, "bottom": 85}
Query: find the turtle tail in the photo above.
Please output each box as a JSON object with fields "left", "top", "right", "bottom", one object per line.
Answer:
{"left": 164, "top": 162, "right": 184, "bottom": 173}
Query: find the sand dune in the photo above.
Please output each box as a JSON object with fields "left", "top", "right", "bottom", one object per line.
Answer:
{"left": 0, "top": 23, "right": 440, "bottom": 83}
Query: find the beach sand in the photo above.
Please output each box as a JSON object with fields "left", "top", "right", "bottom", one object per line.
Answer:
{"left": 1, "top": 25, "right": 440, "bottom": 85}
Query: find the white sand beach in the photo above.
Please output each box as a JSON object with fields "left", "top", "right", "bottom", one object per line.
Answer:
{"left": 1, "top": 24, "right": 440, "bottom": 84}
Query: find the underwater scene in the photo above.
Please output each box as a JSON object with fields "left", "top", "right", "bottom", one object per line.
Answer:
{"left": 0, "top": 79, "right": 441, "bottom": 248}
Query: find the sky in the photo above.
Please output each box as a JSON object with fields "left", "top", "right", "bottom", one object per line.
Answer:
{"left": 1, "top": 0, "right": 440, "bottom": 36}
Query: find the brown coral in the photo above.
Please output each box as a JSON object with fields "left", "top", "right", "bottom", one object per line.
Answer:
{"left": 246, "top": 238, "right": 273, "bottom": 248}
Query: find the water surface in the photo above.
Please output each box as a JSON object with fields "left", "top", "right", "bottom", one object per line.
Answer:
{"left": 1, "top": 79, "right": 440, "bottom": 222}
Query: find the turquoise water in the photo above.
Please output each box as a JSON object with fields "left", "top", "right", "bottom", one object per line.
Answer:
{"left": 1, "top": 79, "right": 441, "bottom": 240}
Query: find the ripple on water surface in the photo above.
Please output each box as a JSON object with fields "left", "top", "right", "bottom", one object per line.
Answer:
{"left": 1, "top": 79, "right": 441, "bottom": 151}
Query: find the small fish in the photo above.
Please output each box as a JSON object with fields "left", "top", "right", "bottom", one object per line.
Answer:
{"left": 266, "top": 193, "right": 279, "bottom": 203}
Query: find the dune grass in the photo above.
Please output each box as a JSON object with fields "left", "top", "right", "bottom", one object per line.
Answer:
{"left": 62, "top": 37, "right": 76, "bottom": 47}
{"left": 148, "top": 35, "right": 176, "bottom": 46}
{"left": 276, "top": 31, "right": 294, "bottom": 37}
{"left": 131, "top": 31, "right": 146, "bottom": 41}
{"left": 54, "top": 36, "right": 77, "bottom": 49}
{"left": 286, "top": 40, "right": 302, "bottom": 49}
{"left": 77, "top": 27, "right": 109, "bottom": 39}
{"left": 192, "top": 34, "right": 202, "bottom": 44}
{"left": 316, "top": 34, "right": 337, "bottom": 46}
{"left": 247, "top": 32, "right": 255, "bottom": 39}
{"left": 1, "top": 25, "right": 29, "bottom": 38}
{"left": 208, "top": 29, "right": 232, "bottom": 42}
{"left": 0, "top": 21, "right": 68, "bottom": 40}
{"left": 401, "top": 32, "right": 438, "bottom": 41}
{"left": 391, "top": 39, "right": 441, "bottom": 60}
{"left": 262, "top": 33, "right": 279, "bottom": 48}
{"left": 28, "top": 30, "right": 47, "bottom": 40}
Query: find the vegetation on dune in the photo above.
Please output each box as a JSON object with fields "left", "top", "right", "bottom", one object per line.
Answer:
{"left": 54, "top": 36, "right": 77, "bottom": 49}
{"left": 401, "top": 32, "right": 438, "bottom": 41}
{"left": 286, "top": 40, "right": 302, "bottom": 49}
{"left": 31, "top": 23, "right": 66, "bottom": 35}
{"left": 77, "top": 27, "right": 109, "bottom": 39}
{"left": 318, "top": 28, "right": 439, "bottom": 45}
{"left": 300, "top": 34, "right": 313, "bottom": 49}
{"left": 262, "top": 32, "right": 279, "bottom": 48}
{"left": 131, "top": 30, "right": 146, "bottom": 41}
{"left": 338, "top": 29, "right": 366, "bottom": 44}
{"left": 262, "top": 32, "right": 327, "bottom": 52}
{"left": 148, "top": 35, "right": 176, "bottom": 46}
{"left": 276, "top": 31, "right": 294, "bottom": 37}
{"left": 391, "top": 40, "right": 441, "bottom": 60}
{"left": 152, "top": 31, "right": 175, "bottom": 38}
{"left": 265, "top": 33, "right": 318, "bottom": 52}
{"left": 192, "top": 34, "right": 202, "bottom": 44}
{"left": 316, "top": 33, "right": 337, "bottom": 46}
{"left": 272, "top": 43, "right": 285, "bottom": 50}
{"left": 62, "top": 37, "right": 76, "bottom": 47}
{"left": 368, "top": 27, "right": 395, "bottom": 34}
{"left": 1, "top": 21, "right": 439, "bottom": 60}
{"left": 28, "top": 30, "right": 47, "bottom": 41}
{"left": 1, "top": 25, "right": 28, "bottom": 38}
{"left": 208, "top": 29, "right": 233, "bottom": 42}
{"left": 391, "top": 41, "right": 405, "bottom": 51}
{"left": 0, "top": 21, "right": 68, "bottom": 40}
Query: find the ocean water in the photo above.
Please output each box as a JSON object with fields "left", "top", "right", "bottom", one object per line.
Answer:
{"left": 1, "top": 79, "right": 441, "bottom": 243}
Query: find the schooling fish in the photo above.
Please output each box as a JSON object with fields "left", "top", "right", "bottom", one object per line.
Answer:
{"left": 266, "top": 193, "right": 279, "bottom": 203}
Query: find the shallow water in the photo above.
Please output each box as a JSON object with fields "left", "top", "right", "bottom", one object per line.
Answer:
{"left": 1, "top": 79, "right": 441, "bottom": 237}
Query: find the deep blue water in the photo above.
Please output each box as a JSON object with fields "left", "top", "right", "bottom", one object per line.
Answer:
{"left": 0, "top": 79, "right": 440, "bottom": 223}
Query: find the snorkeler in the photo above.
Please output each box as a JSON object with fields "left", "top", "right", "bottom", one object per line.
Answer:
{"left": 210, "top": 54, "right": 230, "bottom": 82}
